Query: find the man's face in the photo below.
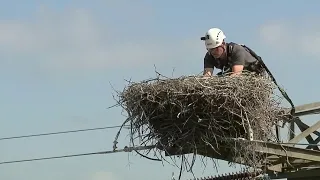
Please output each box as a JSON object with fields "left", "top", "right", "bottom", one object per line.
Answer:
{"left": 208, "top": 45, "right": 225, "bottom": 58}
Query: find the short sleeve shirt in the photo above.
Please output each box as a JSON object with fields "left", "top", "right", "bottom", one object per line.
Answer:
{"left": 204, "top": 42, "right": 257, "bottom": 71}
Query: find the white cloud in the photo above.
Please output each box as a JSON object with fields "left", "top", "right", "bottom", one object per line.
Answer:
{"left": 0, "top": 6, "right": 202, "bottom": 74}
{"left": 257, "top": 18, "right": 320, "bottom": 58}
{"left": 91, "top": 171, "right": 118, "bottom": 180}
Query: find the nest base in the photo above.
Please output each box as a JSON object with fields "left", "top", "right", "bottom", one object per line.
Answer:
{"left": 114, "top": 72, "right": 290, "bottom": 175}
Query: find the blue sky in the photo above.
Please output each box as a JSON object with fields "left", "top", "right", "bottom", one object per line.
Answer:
{"left": 0, "top": 1, "right": 320, "bottom": 180}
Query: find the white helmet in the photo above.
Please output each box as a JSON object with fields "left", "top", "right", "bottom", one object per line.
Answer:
{"left": 201, "top": 28, "right": 226, "bottom": 49}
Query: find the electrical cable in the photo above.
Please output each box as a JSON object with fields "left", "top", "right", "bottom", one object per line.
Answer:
{"left": 0, "top": 145, "right": 155, "bottom": 165}
{"left": 1, "top": 138, "right": 319, "bottom": 165}
{"left": 278, "top": 142, "right": 320, "bottom": 146}
{"left": 0, "top": 125, "right": 129, "bottom": 141}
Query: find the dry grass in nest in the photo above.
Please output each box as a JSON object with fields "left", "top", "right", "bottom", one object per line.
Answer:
{"left": 112, "top": 71, "right": 290, "bottom": 175}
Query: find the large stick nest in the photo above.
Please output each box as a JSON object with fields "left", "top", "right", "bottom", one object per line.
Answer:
{"left": 113, "top": 72, "right": 291, "bottom": 175}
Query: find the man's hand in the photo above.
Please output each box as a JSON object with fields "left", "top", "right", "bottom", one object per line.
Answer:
{"left": 232, "top": 65, "right": 244, "bottom": 73}
{"left": 230, "top": 65, "right": 244, "bottom": 76}
{"left": 203, "top": 68, "right": 213, "bottom": 77}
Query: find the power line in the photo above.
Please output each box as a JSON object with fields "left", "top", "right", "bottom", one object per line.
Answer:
{"left": 0, "top": 145, "right": 155, "bottom": 165}
{"left": 0, "top": 125, "right": 129, "bottom": 141}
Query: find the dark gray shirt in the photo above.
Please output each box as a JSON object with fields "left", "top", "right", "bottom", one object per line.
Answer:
{"left": 204, "top": 42, "right": 257, "bottom": 72}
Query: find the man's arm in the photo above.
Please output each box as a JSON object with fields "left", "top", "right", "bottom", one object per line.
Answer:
{"left": 203, "top": 53, "right": 215, "bottom": 77}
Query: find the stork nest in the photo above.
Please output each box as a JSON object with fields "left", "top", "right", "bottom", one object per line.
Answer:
{"left": 113, "top": 72, "right": 291, "bottom": 174}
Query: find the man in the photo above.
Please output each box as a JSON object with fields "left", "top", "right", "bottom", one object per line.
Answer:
{"left": 200, "top": 28, "right": 297, "bottom": 142}
{"left": 201, "top": 28, "right": 263, "bottom": 77}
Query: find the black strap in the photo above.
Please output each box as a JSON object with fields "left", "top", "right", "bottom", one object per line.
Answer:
{"left": 228, "top": 43, "right": 296, "bottom": 115}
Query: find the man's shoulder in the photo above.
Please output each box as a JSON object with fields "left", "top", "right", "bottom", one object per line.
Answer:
{"left": 228, "top": 42, "right": 246, "bottom": 54}
{"left": 204, "top": 51, "right": 211, "bottom": 58}
{"left": 203, "top": 52, "right": 218, "bottom": 68}
{"left": 228, "top": 42, "right": 258, "bottom": 64}
{"left": 204, "top": 52, "right": 215, "bottom": 61}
